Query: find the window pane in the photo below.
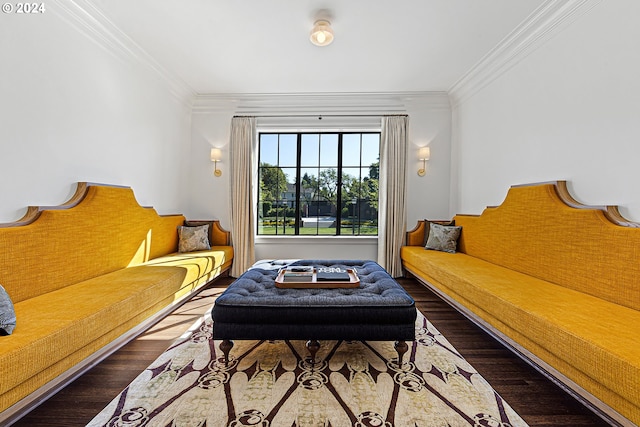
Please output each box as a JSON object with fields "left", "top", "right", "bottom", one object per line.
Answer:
{"left": 319, "top": 134, "right": 338, "bottom": 167}
{"left": 341, "top": 167, "right": 361, "bottom": 197}
{"left": 318, "top": 167, "right": 338, "bottom": 202}
{"left": 341, "top": 196, "right": 360, "bottom": 236}
{"left": 301, "top": 134, "right": 319, "bottom": 167}
{"left": 341, "top": 167, "right": 360, "bottom": 236}
{"left": 279, "top": 134, "right": 297, "bottom": 166}
{"left": 258, "top": 164, "right": 292, "bottom": 235}
{"left": 260, "top": 134, "right": 278, "bottom": 165}
{"left": 361, "top": 171, "right": 379, "bottom": 235}
{"left": 342, "top": 134, "right": 361, "bottom": 167}
{"left": 257, "top": 164, "right": 275, "bottom": 234}
{"left": 361, "top": 133, "right": 380, "bottom": 167}
{"left": 258, "top": 167, "right": 281, "bottom": 202}
{"left": 300, "top": 167, "right": 319, "bottom": 203}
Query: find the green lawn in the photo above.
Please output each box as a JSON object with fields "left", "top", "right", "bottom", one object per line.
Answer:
{"left": 258, "top": 225, "right": 377, "bottom": 235}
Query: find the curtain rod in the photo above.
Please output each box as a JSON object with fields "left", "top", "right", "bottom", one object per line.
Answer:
{"left": 233, "top": 114, "right": 407, "bottom": 119}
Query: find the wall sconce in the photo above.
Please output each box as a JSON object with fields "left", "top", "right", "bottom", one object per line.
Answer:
{"left": 310, "top": 20, "right": 334, "bottom": 46}
{"left": 210, "top": 148, "right": 222, "bottom": 177}
{"left": 418, "top": 146, "right": 430, "bottom": 177}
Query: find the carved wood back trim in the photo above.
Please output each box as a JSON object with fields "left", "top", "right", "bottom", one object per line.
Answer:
{"left": 514, "top": 181, "right": 639, "bottom": 228}
{"left": 0, "top": 182, "right": 133, "bottom": 228}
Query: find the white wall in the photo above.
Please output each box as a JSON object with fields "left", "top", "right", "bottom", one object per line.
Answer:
{"left": 188, "top": 94, "right": 452, "bottom": 260}
{"left": 451, "top": 0, "right": 640, "bottom": 221}
{"left": 188, "top": 111, "right": 233, "bottom": 226}
{"left": 405, "top": 101, "right": 452, "bottom": 225}
{"left": 0, "top": 4, "right": 192, "bottom": 222}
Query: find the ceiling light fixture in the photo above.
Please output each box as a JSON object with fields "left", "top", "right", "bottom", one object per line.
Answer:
{"left": 310, "top": 20, "right": 334, "bottom": 46}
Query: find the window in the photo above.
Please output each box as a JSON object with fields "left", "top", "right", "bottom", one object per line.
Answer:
{"left": 258, "top": 132, "right": 380, "bottom": 236}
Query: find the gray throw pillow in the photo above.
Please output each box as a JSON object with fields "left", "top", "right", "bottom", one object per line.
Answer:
{"left": 0, "top": 285, "right": 16, "bottom": 335}
{"left": 422, "top": 219, "right": 455, "bottom": 246}
{"left": 177, "top": 224, "right": 211, "bottom": 253}
{"left": 184, "top": 220, "right": 215, "bottom": 246}
{"left": 425, "top": 223, "right": 462, "bottom": 253}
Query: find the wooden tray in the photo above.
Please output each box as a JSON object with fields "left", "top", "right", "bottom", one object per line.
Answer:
{"left": 275, "top": 268, "right": 360, "bottom": 289}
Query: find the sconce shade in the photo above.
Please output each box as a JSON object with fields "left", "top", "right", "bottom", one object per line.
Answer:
{"left": 210, "top": 148, "right": 222, "bottom": 177}
{"left": 310, "top": 20, "right": 334, "bottom": 46}
{"left": 418, "top": 146, "right": 430, "bottom": 177}
{"left": 418, "top": 146, "right": 431, "bottom": 160}
{"left": 210, "top": 148, "right": 222, "bottom": 161}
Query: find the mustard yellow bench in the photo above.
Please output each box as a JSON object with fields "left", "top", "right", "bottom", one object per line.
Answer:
{"left": 401, "top": 182, "right": 640, "bottom": 427}
{"left": 0, "top": 183, "right": 233, "bottom": 423}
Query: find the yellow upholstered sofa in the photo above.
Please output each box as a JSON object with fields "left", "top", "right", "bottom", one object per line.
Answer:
{"left": 0, "top": 183, "right": 233, "bottom": 423}
{"left": 401, "top": 182, "right": 640, "bottom": 427}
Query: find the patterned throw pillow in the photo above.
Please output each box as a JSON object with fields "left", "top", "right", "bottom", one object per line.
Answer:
{"left": 177, "top": 224, "right": 211, "bottom": 253}
{"left": 425, "top": 223, "right": 462, "bottom": 253}
{"left": 422, "top": 219, "right": 455, "bottom": 246}
{"left": 0, "top": 285, "right": 16, "bottom": 336}
{"left": 184, "top": 220, "right": 215, "bottom": 246}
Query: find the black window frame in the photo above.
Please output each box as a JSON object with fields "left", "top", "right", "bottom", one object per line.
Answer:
{"left": 257, "top": 131, "right": 380, "bottom": 236}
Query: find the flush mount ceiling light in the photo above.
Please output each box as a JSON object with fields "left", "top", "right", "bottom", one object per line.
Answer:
{"left": 310, "top": 20, "right": 334, "bottom": 46}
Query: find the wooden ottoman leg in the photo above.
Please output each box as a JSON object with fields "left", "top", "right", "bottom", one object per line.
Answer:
{"left": 394, "top": 340, "right": 408, "bottom": 369}
{"left": 306, "top": 339, "right": 321, "bottom": 365}
{"left": 220, "top": 339, "right": 234, "bottom": 367}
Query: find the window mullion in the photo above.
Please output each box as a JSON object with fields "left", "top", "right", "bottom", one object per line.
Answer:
{"left": 294, "top": 134, "right": 301, "bottom": 235}
{"left": 336, "top": 133, "right": 343, "bottom": 236}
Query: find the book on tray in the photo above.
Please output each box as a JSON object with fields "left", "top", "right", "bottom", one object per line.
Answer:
{"left": 316, "top": 267, "right": 351, "bottom": 281}
{"left": 281, "top": 266, "right": 314, "bottom": 282}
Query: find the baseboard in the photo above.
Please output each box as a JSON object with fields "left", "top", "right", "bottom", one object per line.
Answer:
{"left": 403, "top": 267, "right": 634, "bottom": 427}
{"left": 0, "top": 269, "right": 229, "bottom": 426}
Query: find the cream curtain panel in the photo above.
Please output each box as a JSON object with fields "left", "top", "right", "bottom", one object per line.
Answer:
{"left": 377, "top": 115, "right": 408, "bottom": 277}
{"left": 228, "top": 116, "right": 257, "bottom": 277}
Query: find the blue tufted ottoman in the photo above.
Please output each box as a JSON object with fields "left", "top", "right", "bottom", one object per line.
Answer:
{"left": 212, "top": 260, "right": 416, "bottom": 367}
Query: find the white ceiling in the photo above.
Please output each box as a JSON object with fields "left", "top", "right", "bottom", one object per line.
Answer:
{"left": 91, "top": 0, "right": 546, "bottom": 95}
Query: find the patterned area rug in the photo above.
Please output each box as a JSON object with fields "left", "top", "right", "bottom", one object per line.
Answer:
{"left": 88, "top": 310, "right": 528, "bottom": 427}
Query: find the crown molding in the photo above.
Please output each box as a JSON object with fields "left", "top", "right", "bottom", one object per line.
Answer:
{"left": 192, "top": 92, "right": 450, "bottom": 115}
{"left": 448, "top": 0, "right": 602, "bottom": 108}
{"left": 51, "top": 0, "right": 196, "bottom": 107}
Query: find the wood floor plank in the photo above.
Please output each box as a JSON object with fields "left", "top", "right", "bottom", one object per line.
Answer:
{"left": 12, "top": 277, "right": 610, "bottom": 426}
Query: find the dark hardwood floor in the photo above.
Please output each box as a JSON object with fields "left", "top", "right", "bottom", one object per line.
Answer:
{"left": 12, "top": 276, "right": 610, "bottom": 426}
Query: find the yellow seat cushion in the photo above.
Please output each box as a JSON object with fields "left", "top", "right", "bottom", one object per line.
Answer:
{"left": 401, "top": 246, "right": 640, "bottom": 423}
{"left": 142, "top": 246, "right": 234, "bottom": 297}
{"left": 0, "top": 248, "right": 231, "bottom": 411}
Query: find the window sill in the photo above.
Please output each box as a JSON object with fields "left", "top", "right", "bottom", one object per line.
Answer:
{"left": 255, "top": 235, "right": 378, "bottom": 245}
